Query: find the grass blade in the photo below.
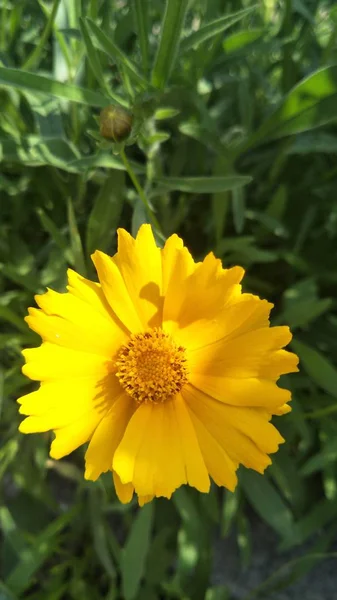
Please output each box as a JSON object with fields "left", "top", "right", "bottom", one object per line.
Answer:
{"left": 23, "top": 0, "right": 62, "bottom": 70}
{"left": 156, "top": 175, "right": 252, "bottom": 193}
{"left": 242, "top": 65, "right": 337, "bottom": 150}
{"left": 0, "top": 67, "right": 115, "bottom": 107}
{"left": 292, "top": 339, "right": 337, "bottom": 399}
{"left": 85, "top": 18, "right": 148, "bottom": 89}
{"left": 132, "top": 0, "right": 150, "bottom": 74}
{"left": 151, "top": 0, "right": 189, "bottom": 89}
{"left": 180, "top": 5, "right": 257, "bottom": 53}
{"left": 121, "top": 504, "right": 154, "bottom": 600}
{"left": 79, "top": 17, "right": 111, "bottom": 97}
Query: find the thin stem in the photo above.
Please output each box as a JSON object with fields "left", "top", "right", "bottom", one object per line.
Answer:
{"left": 0, "top": 0, "right": 7, "bottom": 52}
{"left": 24, "top": 0, "right": 62, "bottom": 71}
{"left": 120, "top": 148, "right": 164, "bottom": 239}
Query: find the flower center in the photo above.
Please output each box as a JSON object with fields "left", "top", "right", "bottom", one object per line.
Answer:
{"left": 115, "top": 328, "right": 188, "bottom": 404}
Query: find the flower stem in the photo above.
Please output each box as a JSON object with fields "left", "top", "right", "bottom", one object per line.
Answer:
{"left": 120, "top": 148, "right": 164, "bottom": 240}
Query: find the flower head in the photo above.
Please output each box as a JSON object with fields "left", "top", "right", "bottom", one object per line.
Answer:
{"left": 18, "top": 225, "right": 298, "bottom": 505}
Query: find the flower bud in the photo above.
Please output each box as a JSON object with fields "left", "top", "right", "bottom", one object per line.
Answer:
{"left": 99, "top": 105, "right": 133, "bottom": 142}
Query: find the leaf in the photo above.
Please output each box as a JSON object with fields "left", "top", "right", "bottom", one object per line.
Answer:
{"left": 0, "top": 306, "right": 29, "bottom": 333}
{"left": 232, "top": 186, "right": 245, "bottom": 233}
{"left": 300, "top": 438, "right": 337, "bottom": 476}
{"left": 85, "top": 18, "right": 148, "bottom": 89}
{"left": 156, "top": 175, "right": 252, "bottom": 193}
{"left": 0, "top": 67, "right": 119, "bottom": 107}
{"left": 151, "top": 0, "right": 189, "bottom": 88}
{"left": 221, "top": 489, "right": 239, "bottom": 537}
{"left": 291, "top": 340, "right": 337, "bottom": 399}
{"left": 66, "top": 198, "right": 87, "bottom": 276}
{"left": 132, "top": 0, "right": 150, "bottom": 73}
{"left": 86, "top": 171, "right": 125, "bottom": 256}
{"left": 23, "top": 0, "right": 62, "bottom": 71}
{"left": 5, "top": 509, "right": 76, "bottom": 595}
{"left": 79, "top": 17, "right": 111, "bottom": 96}
{"left": 240, "top": 471, "right": 295, "bottom": 543}
{"left": 181, "top": 5, "right": 257, "bottom": 53}
{"left": 223, "top": 28, "right": 264, "bottom": 54}
{"left": 279, "top": 298, "right": 332, "bottom": 329}
{"left": 121, "top": 504, "right": 154, "bottom": 600}
{"left": 280, "top": 499, "right": 337, "bottom": 550}
{"left": 131, "top": 199, "right": 149, "bottom": 239}
{"left": 244, "top": 65, "right": 337, "bottom": 148}
{"left": 88, "top": 489, "right": 117, "bottom": 579}
{"left": 205, "top": 586, "right": 230, "bottom": 600}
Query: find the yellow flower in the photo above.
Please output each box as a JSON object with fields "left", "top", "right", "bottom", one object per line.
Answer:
{"left": 18, "top": 225, "right": 298, "bottom": 505}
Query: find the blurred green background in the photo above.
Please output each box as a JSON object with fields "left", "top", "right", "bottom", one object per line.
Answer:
{"left": 1, "top": 0, "right": 337, "bottom": 598}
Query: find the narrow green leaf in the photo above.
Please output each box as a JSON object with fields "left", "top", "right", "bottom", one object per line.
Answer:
{"left": 23, "top": 0, "right": 62, "bottom": 70}
{"left": 240, "top": 471, "right": 295, "bottom": 542}
{"left": 232, "top": 186, "right": 245, "bottom": 233}
{"left": 223, "top": 28, "right": 263, "bottom": 54}
{"left": 278, "top": 298, "right": 332, "bottom": 329}
{"left": 132, "top": 0, "right": 150, "bottom": 73}
{"left": 0, "top": 579, "right": 18, "bottom": 600}
{"left": 181, "top": 5, "right": 257, "bottom": 53}
{"left": 88, "top": 489, "right": 117, "bottom": 579}
{"left": 121, "top": 504, "right": 154, "bottom": 600}
{"left": 79, "top": 17, "right": 111, "bottom": 96}
{"left": 37, "top": 208, "right": 72, "bottom": 262}
{"left": 151, "top": 0, "right": 189, "bottom": 88}
{"left": 66, "top": 198, "right": 87, "bottom": 276}
{"left": 0, "top": 306, "right": 28, "bottom": 333}
{"left": 221, "top": 489, "right": 239, "bottom": 537}
{"left": 86, "top": 171, "right": 125, "bottom": 256}
{"left": 85, "top": 18, "right": 148, "bottom": 89}
{"left": 156, "top": 175, "right": 252, "bottom": 193}
{"left": 131, "top": 199, "right": 149, "bottom": 239}
{"left": 300, "top": 438, "right": 337, "bottom": 476}
{"left": 5, "top": 510, "right": 76, "bottom": 595}
{"left": 0, "top": 67, "right": 115, "bottom": 107}
{"left": 281, "top": 499, "right": 337, "bottom": 550}
{"left": 291, "top": 339, "right": 337, "bottom": 399}
{"left": 154, "top": 107, "right": 180, "bottom": 120}
{"left": 243, "top": 65, "right": 337, "bottom": 149}
{"left": 205, "top": 586, "right": 230, "bottom": 600}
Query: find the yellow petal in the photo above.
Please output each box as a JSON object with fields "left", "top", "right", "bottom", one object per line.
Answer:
{"left": 22, "top": 343, "right": 111, "bottom": 381}
{"left": 189, "top": 326, "right": 292, "bottom": 378}
{"left": 183, "top": 385, "right": 282, "bottom": 474}
{"left": 113, "top": 395, "right": 210, "bottom": 497}
{"left": 18, "top": 373, "right": 120, "bottom": 428}
{"left": 85, "top": 393, "right": 135, "bottom": 481}
{"left": 161, "top": 234, "right": 196, "bottom": 334}
{"left": 188, "top": 377, "right": 290, "bottom": 409}
{"left": 67, "top": 268, "right": 127, "bottom": 327}
{"left": 138, "top": 495, "right": 155, "bottom": 506}
{"left": 113, "top": 471, "right": 134, "bottom": 503}
{"left": 49, "top": 414, "right": 102, "bottom": 459}
{"left": 164, "top": 249, "right": 244, "bottom": 340}
{"left": 259, "top": 349, "right": 299, "bottom": 380}
{"left": 112, "top": 225, "right": 163, "bottom": 328}
{"left": 272, "top": 403, "right": 292, "bottom": 416}
{"left": 176, "top": 293, "right": 272, "bottom": 350}
{"left": 92, "top": 250, "right": 143, "bottom": 333}
{"left": 27, "top": 287, "right": 126, "bottom": 356}
{"left": 187, "top": 407, "right": 238, "bottom": 491}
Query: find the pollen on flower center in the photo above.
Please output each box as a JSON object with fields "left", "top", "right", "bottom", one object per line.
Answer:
{"left": 115, "top": 328, "right": 189, "bottom": 404}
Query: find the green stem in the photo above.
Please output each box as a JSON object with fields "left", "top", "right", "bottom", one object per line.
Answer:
{"left": 120, "top": 148, "right": 164, "bottom": 239}
{"left": 0, "top": 0, "right": 7, "bottom": 52}
{"left": 24, "top": 0, "right": 62, "bottom": 71}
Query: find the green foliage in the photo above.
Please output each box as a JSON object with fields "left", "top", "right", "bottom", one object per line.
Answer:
{"left": 1, "top": 0, "right": 337, "bottom": 598}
